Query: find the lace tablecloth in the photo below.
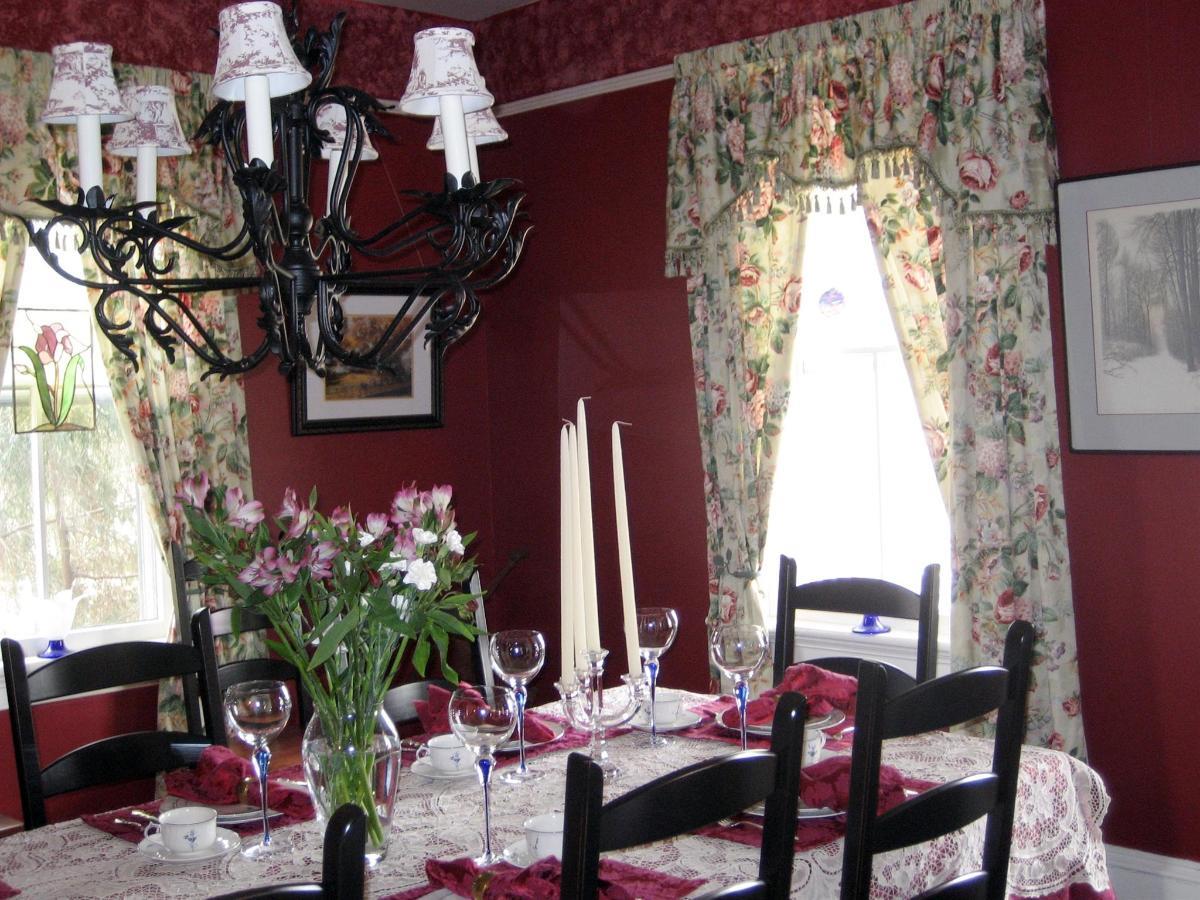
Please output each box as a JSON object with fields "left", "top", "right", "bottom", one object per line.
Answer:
{"left": 0, "top": 691, "right": 1111, "bottom": 898}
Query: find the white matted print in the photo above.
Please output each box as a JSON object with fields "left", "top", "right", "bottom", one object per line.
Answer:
{"left": 1058, "top": 162, "right": 1200, "bottom": 450}
{"left": 291, "top": 295, "right": 442, "bottom": 434}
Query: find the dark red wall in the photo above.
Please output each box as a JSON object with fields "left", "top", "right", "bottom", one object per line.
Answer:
{"left": 1044, "top": 0, "right": 1200, "bottom": 862}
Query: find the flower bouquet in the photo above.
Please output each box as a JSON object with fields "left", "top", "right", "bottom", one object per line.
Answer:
{"left": 177, "top": 475, "right": 478, "bottom": 859}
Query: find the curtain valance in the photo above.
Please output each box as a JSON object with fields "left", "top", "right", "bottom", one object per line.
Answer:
{"left": 665, "top": 0, "right": 1055, "bottom": 274}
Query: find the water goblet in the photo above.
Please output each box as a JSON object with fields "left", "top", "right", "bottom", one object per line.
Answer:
{"left": 224, "top": 679, "right": 292, "bottom": 859}
{"left": 490, "top": 629, "right": 547, "bottom": 784}
{"left": 449, "top": 684, "right": 517, "bottom": 865}
{"left": 636, "top": 607, "right": 679, "bottom": 747}
{"left": 709, "top": 624, "right": 768, "bottom": 750}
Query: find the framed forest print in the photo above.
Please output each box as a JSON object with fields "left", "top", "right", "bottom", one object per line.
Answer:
{"left": 291, "top": 295, "right": 442, "bottom": 435}
{"left": 1058, "top": 162, "right": 1200, "bottom": 450}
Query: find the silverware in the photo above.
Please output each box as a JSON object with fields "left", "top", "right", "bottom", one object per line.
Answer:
{"left": 716, "top": 817, "right": 764, "bottom": 830}
{"left": 127, "top": 809, "right": 158, "bottom": 822}
{"left": 110, "top": 817, "right": 149, "bottom": 829}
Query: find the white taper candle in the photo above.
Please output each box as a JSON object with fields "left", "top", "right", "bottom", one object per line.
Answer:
{"left": 76, "top": 114, "right": 102, "bottom": 198}
{"left": 567, "top": 424, "right": 588, "bottom": 666}
{"left": 559, "top": 424, "right": 576, "bottom": 683}
{"left": 613, "top": 421, "right": 640, "bottom": 676}
{"left": 576, "top": 398, "right": 601, "bottom": 652}
{"left": 243, "top": 74, "right": 274, "bottom": 167}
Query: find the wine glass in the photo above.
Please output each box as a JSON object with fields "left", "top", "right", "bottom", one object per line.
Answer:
{"left": 449, "top": 684, "right": 517, "bottom": 865}
{"left": 489, "top": 629, "right": 546, "bottom": 784}
{"left": 636, "top": 607, "right": 679, "bottom": 747}
{"left": 224, "top": 680, "right": 292, "bottom": 859}
{"left": 708, "top": 624, "right": 768, "bottom": 750}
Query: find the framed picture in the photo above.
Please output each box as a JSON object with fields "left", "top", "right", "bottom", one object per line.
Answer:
{"left": 290, "top": 295, "right": 442, "bottom": 435}
{"left": 1058, "top": 162, "right": 1200, "bottom": 451}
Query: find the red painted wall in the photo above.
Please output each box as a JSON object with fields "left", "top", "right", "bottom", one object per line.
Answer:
{"left": 1044, "top": 0, "right": 1200, "bottom": 862}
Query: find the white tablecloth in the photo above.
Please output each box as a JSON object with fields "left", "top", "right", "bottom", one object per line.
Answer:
{"left": 0, "top": 691, "right": 1112, "bottom": 898}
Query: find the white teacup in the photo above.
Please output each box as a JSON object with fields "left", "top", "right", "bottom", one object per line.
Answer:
{"left": 804, "top": 729, "right": 826, "bottom": 766}
{"left": 143, "top": 806, "right": 217, "bottom": 854}
{"left": 651, "top": 689, "right": 682, "bottom": 724}
{"left": 523, "top": 812, "right": 564, "bottom": 860}
{"left": 416, "top": 733, "right": 468, "bottom": 774}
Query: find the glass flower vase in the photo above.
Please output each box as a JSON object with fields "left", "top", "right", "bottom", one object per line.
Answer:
{"left": 301, "top": 705, "right": 402, "bottom": 866}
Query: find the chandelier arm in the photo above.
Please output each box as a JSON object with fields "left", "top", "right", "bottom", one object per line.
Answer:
{"left": 313, "top": 284, "right": 437, "bottom": 371}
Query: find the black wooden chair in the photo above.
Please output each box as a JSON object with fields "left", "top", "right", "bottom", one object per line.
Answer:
{"left": 198, "top": 606, "right": 314, "bottom": 727}
{"left": 839, "top": 619, "right": 1035, "bottom": 900}
{"left": 775, "top": 554, "right": 940, "bottom": 694}
{"left": 1, "top": 608, "right": 225, "bottom": 829}
{"left": 174, "top": 542, "right": 313, "bottom": 727}
{"left": 560, "top": 692, "right": 808, "bottom": 900}
{"left": 210, "top": 803, "right": 366, "bottom": 899}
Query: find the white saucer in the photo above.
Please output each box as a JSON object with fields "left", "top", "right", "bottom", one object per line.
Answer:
{"left": 411, "top": 758, "right": 475, "bottom": 781}
{"left": 137, "top": 827, "right": 240, "bottom": 864}
{"left": 502, "top": 838, "right": 532, "bottom": 867}
{"left": 630, "top": 710, "right": 704, "bottom": 733}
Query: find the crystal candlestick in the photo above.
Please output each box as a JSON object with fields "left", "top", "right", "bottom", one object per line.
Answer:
{"left": 555, "top": 649, "right": 643, "bottom": 781}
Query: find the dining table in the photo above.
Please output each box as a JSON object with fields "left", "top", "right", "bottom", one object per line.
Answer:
{"left": 0, "top": 687, "right": 1113, "bottom": 898}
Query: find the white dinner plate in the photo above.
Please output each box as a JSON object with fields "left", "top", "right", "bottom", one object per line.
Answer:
{"left": 410, "top": 758, "right": 476, "bottom": 781}
{"left": 498, "top": 719, "right": 565, "bottom": 754}
{"left": 160, "top": 796, "right": 283, "bottom": 826}
{"left": 136, "top": 827, "right": 240, "bottom": 865}
{"left": 630, "top": 709, "right": 704, "bottom": 733}
{"left": 746, "top": 801, "right": 844, "bottom": 820}
{"left": 719, "top": 707, "right": 845, "bottom": 737}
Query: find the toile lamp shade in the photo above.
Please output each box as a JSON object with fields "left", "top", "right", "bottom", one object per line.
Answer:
{"left": 315, "top": 104, "right": 379, "bottom": 162}
{"left": 41, "top": 42, "right": 131, "bottom": 124}
{"left": 398, "top": 27, "right": 493, "bottom": 117}
{"left": 211, "top": 1, "right": 311, "bottom": 101}
{"left": 426, "top": 108, "right": 508, "bottom": 151}
{"left": 107, "top": 86, "right": 190, "bottom": 156}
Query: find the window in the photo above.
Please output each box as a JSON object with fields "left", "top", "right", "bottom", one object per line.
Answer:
{"left": 1, "top": 228, "right": 171, "bottom": 660}
{"left": 759, "top": 201, "right": 951, "bottom": 636}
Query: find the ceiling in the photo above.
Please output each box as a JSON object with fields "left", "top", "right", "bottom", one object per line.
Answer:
{"left": 359, "top": 0, "right": 540, "bottom": 21}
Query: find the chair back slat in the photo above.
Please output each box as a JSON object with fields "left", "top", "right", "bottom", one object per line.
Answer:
{"left": 872, "top": 774, "right": 1001, "bottom": 852}
{"left": 21, "top": 642, "right": 206, "bottom": 704}
{"left": 839, "top": 620, "right": 1035, "bottom": 900}
{"left": 881, "top": 668, "right": 1009, "bottom": 738}
{"left": 41, "top": 734, "right": 210, "bottom": 797}
{"left": 598, "top": 751, "right": 777, "bottom": 850}
{"left": 774, "top": 555, "right": 939, "bottom": 685}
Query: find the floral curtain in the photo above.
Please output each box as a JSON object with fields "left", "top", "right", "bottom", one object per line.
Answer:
{"left": 0, "top": 46, "right": 259, "bottom": 729}
{"left": 666, "top": 0, "right": 1085, "bottom": 757}
{"left": 688, "top": 174, "right": 809, "bottom": 688}
{"left": 0, "top": 223, "right": 27, "bottom": 378}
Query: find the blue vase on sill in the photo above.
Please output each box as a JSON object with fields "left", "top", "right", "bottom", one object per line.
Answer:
{"left": 37, "top": 638, "right": 69, "bottom": 659}
{"left": 852, "top": 615, "right": 890, "bottom": 635}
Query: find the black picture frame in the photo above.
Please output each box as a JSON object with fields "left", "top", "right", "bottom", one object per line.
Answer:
{"left": 290, "top": 296, "right": 443, "bottom": 435}
{"left": 1057, "top": 161, "right": 1200, "bottom": 451}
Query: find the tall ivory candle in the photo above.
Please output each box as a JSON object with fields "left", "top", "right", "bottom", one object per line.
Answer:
{"left": 559, "top": 425, "right": 575, "bottom": 683}
{"left": 567, "top": 424, "right": 588, "bottom": 666}
{"left": 576, "top": 399, "right": 601, "bottom": 652}
{"left": 612, "top": 422, "right": 640, "bottom": 675}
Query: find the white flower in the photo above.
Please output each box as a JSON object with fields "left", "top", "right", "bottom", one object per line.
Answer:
{"left": 403, "top": 559, "right": 438, "bottom": 591}
{"left": 444, "top": 529, "right": 465, "bottom": 554}
{"left": 380, "top": 551, "right": 410, "bottom": 575}
{"left": 413, "top": 528, "right": 439, "bottom": 546}
{"left": 358, "top": 529, "right": 375, "bottom": 547}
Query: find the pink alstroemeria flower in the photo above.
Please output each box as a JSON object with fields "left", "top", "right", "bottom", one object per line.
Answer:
{"left": 303, "top": 541, "right": 338, "bottom": 581}
{"left": 430, "top": 485, "right": 452, "bottom": 515}
{"left": 363, "top": 512, "right": 390, "bottom": 542}
{"left": 389, "top": 485, "right": 420, "bottom": 527}
{"left": 239, "top": 547, "right": 286, "bottom": 595}
{"left": 176, "top": 472, "right": 210, "bottom": 509}
{"left": 330, "top": 506, "right": 353, "bottom": 537}
{"left": 225, "top": 486, "right": 265, "bottom": 531}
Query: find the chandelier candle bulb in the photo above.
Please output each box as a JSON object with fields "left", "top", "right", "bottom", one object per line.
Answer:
{"left": 437, "top": 95, "right": 471, "bottom": 183}
{"left": 243, "top": 75, "right": 274, "bottom": 167}
{"left": 576, "top": 399, "right": 601, "bottom": 653}
{"left": 560, "top": 424, "right": 576, "bottom": 683}
{"left": 134, "top": 145, "right": 157, "bottom": 205}
{"left": 612, "top": 421, "right": 640, "bottom": 676}
{"left": 76, "top": 115, "right": 103, "bottom": 196}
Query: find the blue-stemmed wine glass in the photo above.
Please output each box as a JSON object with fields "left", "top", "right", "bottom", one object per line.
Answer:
{"left": 224, "top": 680, "right": 292, "bottom": 859}
{"left": 490, "top": 629, "right": 546, "bottom": 784}
{"left": 709, "top": 624, "right": 768, "bottom": 751}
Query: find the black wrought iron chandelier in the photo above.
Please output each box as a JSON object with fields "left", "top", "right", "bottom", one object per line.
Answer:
{"left": 24, "top": 1, "right": 529, "bottom": 379}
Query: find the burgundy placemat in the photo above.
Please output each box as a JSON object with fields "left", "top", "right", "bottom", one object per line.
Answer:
{"left": 0, "top": 878, "right": 20, "bottom": 898}
{"left": 382, "top": 856, "right": 706, "bottom": 899}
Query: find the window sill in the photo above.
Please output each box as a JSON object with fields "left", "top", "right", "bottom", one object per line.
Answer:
{"left": 769, "top": 618, "right": 952, "bottom": 679}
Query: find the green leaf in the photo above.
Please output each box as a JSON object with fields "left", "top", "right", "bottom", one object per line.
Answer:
{"left": 412, "top": 635, "right": 431, "bottom": 674}
{"left": 308, "top": 605, "right": 360, "bottom": 670}
{"left": 55, "top": 353, "right": 83, "bottom": 425}
{"left": 16, "top": 346, "right": 56, "bottom": 424}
